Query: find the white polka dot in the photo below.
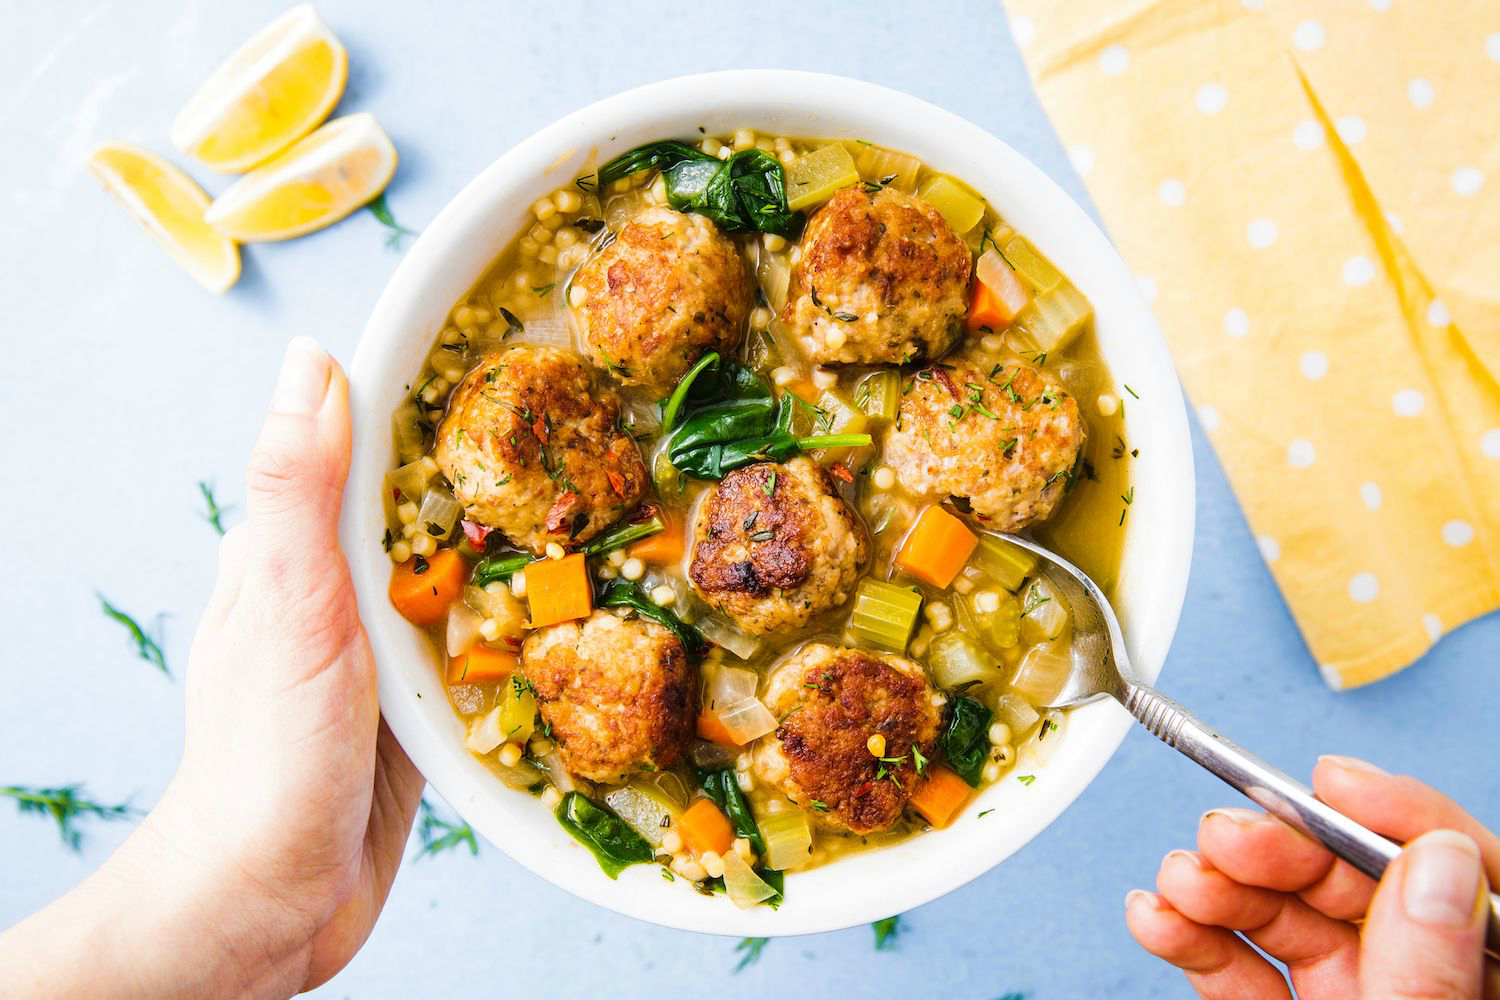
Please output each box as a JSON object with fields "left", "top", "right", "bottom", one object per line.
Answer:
{"left": 1288, "top": 439, "right": 1316, "bottom": 467}
{"left": 1300, "top": 350, "right": 1328, "bottom": 379}
{"left": 1384, "top": 210, "right": 1404, "bottom": 235}
{"left": 1136, "top": 274, "right": 1158, "bottom": 302}
{"left": 1442, "top": 519, "right": 1475, "bottom": 547}
{"left": 1335, "top": 115, "right": 1367, "bottom": 145}
{"left": 1292, "top": 20, "right": 1325, "bottom": 51}
{"left": 1009, "top": 14, "right": 1036, "bottom": 47}
{"left": 1198, "top": 405, "right": 1221, "bottom": 432}
{"left": 1349, "top": 573, "right": 1379, "bottom": 604}
{"left": 1422, "top": 613, "right": 1443, "bottom": 641}
{"left": 1426, "top": 299, "right": 1451, "bottom": 327}
{"left": 1319, "top": 663, "right": 1346, "bottom": 690}
{"left": 1157, "top": 178, "right": 1186, "bottom": 206}
{"left": 1392, "top": 388, "right": 1425, "bottom": 417}
{"left": 1100, "top": 44, "right": 1130, "bottom": 75}
{"left": 1341, "top": 255, "right": 1376, "bottom": 286}
{"left": 1196, "top": 83, "right": 1228, "bottom": 114}
{"left": 1487, "top": 33, "right": 1500, "bottom": 61}
{"left": 1247, "top": 218, "right": 1279, "bottom": 248}
{"left": 1223, "top": 307, "right": 1250, "bottom": 337}
{"left": 1069, "top": 145, "right": 1095, "bottom": 176}
{"left": 1407, "top": 78, "right": 1434, "bottom": 108}
{"left": 1360, "top": 481, "right": 1382, "bottom": 510}
{"left": 1257, "top": 535, "right": 1281, "bottom": 563}
{"left": 1451, "top": 167, "right": 1484, "bottom": 197}
{"left": 1370, "top": 0, "right": 1390, "bottom": 10}
{"left": 1292, "top": 119, "right": 1324, "bottom": 150}
{"left": 1242, "top": 0, "right": 1264, "bottom": 8}
{"left": 1482, "top": 428, "right": 1500, "bottom": 458}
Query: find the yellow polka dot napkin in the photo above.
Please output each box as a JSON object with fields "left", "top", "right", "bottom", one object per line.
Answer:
{"left": 1003, "top": 0, "right": 1500, "bottom": 687}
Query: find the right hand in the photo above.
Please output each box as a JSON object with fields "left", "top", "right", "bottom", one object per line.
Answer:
{"left": 1126, "top": 755, "right": 1498, "bottom": 998}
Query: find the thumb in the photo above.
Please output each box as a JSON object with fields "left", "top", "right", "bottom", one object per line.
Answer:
{"left": 1359, "top": 829, "right": 1488, "bottom": 999}
{"left": 245, "top": 336, "right": 351, "bottom": 562}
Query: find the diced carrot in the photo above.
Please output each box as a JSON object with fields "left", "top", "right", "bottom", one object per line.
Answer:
{"left": 966, "top": 278, "right": 1010, "bottom": 332}
{"left": 628, "top": 510, "right": 685, "bottom": 564}
{"left": 446, "top": 644, "right": 517, "bottom": 685}
{"left": 679, "top": 797, "right": 735, "bottom": 857}
{"left": 525, "top": 552, "right": 592, "bottom": 628}
{"left": 909, "top": 765, "right": 972, "bottom": 829}
{"left": 895, "top": 505, "right": 979, "bottom": 588}
{"left": 389, "top": 548, "right": 468, "bottom": 626}
{"left": 696, "top": 711, "right": 744, "bottom": 747}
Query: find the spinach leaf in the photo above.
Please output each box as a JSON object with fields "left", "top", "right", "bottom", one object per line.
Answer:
{"left": 597, "top": 140, "right": 714, "bottom": 188}
{"left": 697, "top": 768, "right": 766, "bottom": 854}
{"left": 594, "top": 141, "right": 803, "bottom": 239}
{"left": 942, "top": 696, "right": 994, "bottom": 788}
{"left": 554, "top": 791, "right": 655, "bottom": 879}
{"left": 665, "top": 387, "right": 871, "bottom": 480}
{"left": 597, "top": 580, "right": 707, "bottom": 662}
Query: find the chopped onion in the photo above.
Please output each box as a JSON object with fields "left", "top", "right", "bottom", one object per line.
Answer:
{"left": 495, "top": 759, "right": 546, "bottom": 790}
{"left": 518, "top": 316, "right": 572, "bottom": 349}
{"left": 714, "top": 698, "right": 778, "bottom": 745}
{"left": 722, "top": 848, "right": 777, "bottom": 909}
{"left": 387, "top": 459, "right": 431, "bottom": 503}
{"left": 392, "top": 402, "right": 427, "bottom": 460}
{"left": 760, "top": 808, "right": 812, "bottom": 870}
{"left": 698, "top": 615, "right": 762, "bottom": 660}
{"left": 1011, "top": 639, "right": 1073, "bottom": 706}
{"left": 976, "top": 248, "right": 1033, "bottom": 325}
{"left": 992, "top": 692, "right": 1040, "bottom": 737}
{"left": 445, "top": 602, "right": 483, "bottom": 658}
{"left": 538, "top": 751, "right": 578, "bottom": 794}
{"left": 691, "top": 740, "right": 741, "bottom": 770}
{"left": 1020, "top": 578, "right": 1070, "bottom": 643}
{"left": 1020, "top": 709, "right": 1066, "bottom": 769}
{"left": 757, "top": 245, "right": 792, "bottom": 312}
{"left": 418, "top": 487, "right": 462, "bottom": 538}
{"left": 927, "top": 632, "right": 1003, "bottom": 689}
{"left": 464, "top": 706, "right": 505, "bottom": 754}
{"left": 708, "top": 665, "right": 760, "bottom": 708}
{"left": 463, "top": 584, "right": 524, "bottom": 630}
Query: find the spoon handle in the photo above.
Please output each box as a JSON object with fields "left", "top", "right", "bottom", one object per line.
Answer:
{"left": 1119, "top": 682, "right": 1500, "bottom": 954}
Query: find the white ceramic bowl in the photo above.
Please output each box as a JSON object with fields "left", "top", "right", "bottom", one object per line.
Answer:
{"left": 342, "top": 70, "right": 1195, "bottom": 937}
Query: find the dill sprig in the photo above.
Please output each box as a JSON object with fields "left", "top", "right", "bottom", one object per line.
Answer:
{"left": 415, "top": 797, "right": 477, "bottom": 858}
{"left": 197, "top": 480, "right": 231, "bottom": 536}
{"left": 872, "top": 914, "right": 903, "bottom": 950}
{"left": 1, "top": 784, "right": 139, "bottom": 851}
{"left": 98, "top": 595, "right": 168, "bottom": 677}
{"left": 369, "top": 192, "right": 418, "bottom": 249}
{"left": 734, "top": 936, "right": 769, "bottom": 972}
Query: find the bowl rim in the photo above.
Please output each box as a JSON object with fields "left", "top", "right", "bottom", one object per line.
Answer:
{"left": 341, "top": 69, "right": 1196, "bottom": 937}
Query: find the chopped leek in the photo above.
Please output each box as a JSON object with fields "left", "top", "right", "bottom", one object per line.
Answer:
{"left": 722, "top": 848, "right": 778, "bottom": 909}
{"left": 973, "top": 535, "right": 1038, "bottom": 592}
{"left": 855, "top": 144, "right": 920, "bottom": 193}
{"left": 786, "top": 143, "right": 861, "bottom": 211}
{"left": 854, "top": 370, "right": 901, "bottom": 422}
{"left": 1012, "top": 283, "right": 1092, "bottom": 355}
{"left": 917, "top": 173, "right": 986, "bottom": 234}
{"left": 927, "top": 632, "right": 1004, "bottom": 689}
{"left": 496, "top": 674, "right": 537, "bottom": 745}
{"left": 1000, "top": 235, "right": 1062, "bottom": 295}
{"left": 849, "top": 579, "right": 923, "bottom": 651}
{"left": 604, "top": 782, "right": 683, "bottom": 847}
{"left": 1020, "top": 578, "right": 1070, "bottom": 643}
{"left": 760, "top": 808, "right": 813, "bottom": 870}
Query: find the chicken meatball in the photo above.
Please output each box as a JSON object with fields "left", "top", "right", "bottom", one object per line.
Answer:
{"left": 882, "top": 351, "right": 1084, "bottom": 532}
{"left": 779, "top": 187, "right": 971, "bottom": 366}
{"left": 434, "top": 345, "right": 647, "bottom": 554}
{"left": 570, "top": 206, "right": 754, "bottom": 396}
{"left": 688, "top": 457, "right": 868, "bottom": 635}
{"left": 523, "top": 609, "right": 696, "bottom": 783}
{"left": 754, "top": 643, "right": 943, "bottom": 835}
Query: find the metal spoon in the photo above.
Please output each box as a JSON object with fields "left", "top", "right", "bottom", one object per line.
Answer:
{"left": 998, "top": 532, "right": 1500, "bottom": 953}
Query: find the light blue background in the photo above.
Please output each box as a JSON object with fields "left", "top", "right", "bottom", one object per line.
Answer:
{"left": 3, "top": 2, "right": 1496, "bottom": 997}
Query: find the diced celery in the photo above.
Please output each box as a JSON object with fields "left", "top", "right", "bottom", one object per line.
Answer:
{"left": 957, "top": 590, "right": 1022, "bottom": 653}
{"left": 986, "top": 593, "right": 1022, "bottom": 649}
{"left": 1020, "top": 578, "right": 1070, "bottom": 643}
{"left": 927, "top": 632, "right": 1004, "bottom": 688}
{"left": 604, "top": 782, "right": 683, "bottom": 847}
{"left": 1012, "top": 283, "right": 1092, "bottom": 355}
{"left": 761, "top": 808, "right": 813, "bottom": 870}
{"left": 1000, "top": 236, "right": 1062, "bottom": 294}
{"left": 917, "top": 173, "right": 986, "bottom": 234}
{"left": 496, "top": 673, "right": 537, "bottom": 745}
{"left": 973, "top": 535, "right": 1038, "bottom": 592}
{"left": 786, "top": 143, "right": 861, "bottom": 211}
{"left": 855, "top": 144, "right": 920, "bottom": 193}
{"left": 850, "top": 578, "right": 923, "bottom": 650}
{"left": 723, "top": 849, "right": 778, "bottom": 909}
{"left": 854, "top": 370, "right": 900, "bottom": 422}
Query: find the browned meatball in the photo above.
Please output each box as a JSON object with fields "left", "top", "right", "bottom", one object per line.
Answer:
{"left": 753, "top": 643, "right": 943, "bottom": 834}
{"left": 433, "top": 346, "right": 647, "bottom": 554}
{"left": 882, "top": 350, "right": 1084, "bottom": 532}
{"left": 688, "top": 457, "right": 868, "bottom": 635}
{"left": 780, "top": 187, "right": 971, "bottom": 366}
{"left": 571, "top": 206, "right": 754, "bottom": 396}
{"left": 523, "top": 610, "right": 696, "bottom": 783}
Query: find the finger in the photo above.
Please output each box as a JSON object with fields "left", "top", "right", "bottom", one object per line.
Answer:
{"left": 1359, "top": 829, "right": 1488, "bottom": 1000}
{"left": 1198, "top": 808, "right": 1377, "bottom": 921}
{"left": 1125, "top": 889, "right": 1292, "bottom": 999}
{"left": 1315, "top": 756, "right": 1500, "bottom": 886}
{"left": 1157, "top": 850, "right": 1360, "bottom": 998}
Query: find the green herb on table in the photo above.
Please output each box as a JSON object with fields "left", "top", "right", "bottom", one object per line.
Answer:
{"left": 872, "top": 914, "right": 903, "bottom": 950}
{"left": 415, "top": 797, "right": 477, "bottom": 858}
{"left": 1, "top": 784, "right": 138, "bottom": 851}
{"left": 594, "top": 140, "right": 802, "bottom": 239}
{"left": 554, "top": 791, "right": 654, "bottom": 878}
{"left": 734, "top": 936, "right": 769, "bottom": 972}
{"left": 368, "top": 192, "right": 417, "bottom": 249}
{"left": 98, "top": 595, "right": 168, "bottom": 677}
{"left": 197, "top": 480, "right": 231, "bottom": 536}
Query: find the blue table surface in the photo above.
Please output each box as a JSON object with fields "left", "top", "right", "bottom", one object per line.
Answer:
{"left": 3, "top": 2, "right": 1496, "bottom": 996}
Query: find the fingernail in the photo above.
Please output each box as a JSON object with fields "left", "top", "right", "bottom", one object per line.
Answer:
{"left": 270, "top": 336, "right": 331, "bottom": 415}
{"left": 1319, "top": 754, "right": 1388, "bottom": 776}
{"left": 1166, "top": 849, "right": 1206, "bottom": 870}
{"left": 1125, "top": 889, "right": 1160, "bottom": 911}
{"left": 1201, "top": 807, "right": 1265, "bottom": 826}
{"left": 1402, "top": 830, "right": 1482, "bottom": 929}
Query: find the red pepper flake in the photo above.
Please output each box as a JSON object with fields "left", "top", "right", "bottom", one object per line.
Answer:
{"left": 932, "top": 367, "right": 963, "bottom": 402}
{"left": 544, "top": 490, "right": 579, "bottom": 532}
{"left": 531, "top": 415, "right": 549, "bottom": 443}
{"left": 460, "top": 519, "right": 491, "bottom": 549}
{"left": 829, "top": 462, "right": 854, "bottom": 484}
{"left": 606, "top": 470, "right": 628, "bottom": 497}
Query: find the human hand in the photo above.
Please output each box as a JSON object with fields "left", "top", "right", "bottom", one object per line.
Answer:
{"left": 0, "top": 337, "right": 425, "bottom": 998}
{"left": 1126, "top": 755, "right": 1497, "bottom": 999}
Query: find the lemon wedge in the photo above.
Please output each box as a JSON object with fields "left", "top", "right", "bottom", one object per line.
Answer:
{"left": 170, "top": 5, "right": 347, "bottom": 174}
{"left": 204, "top": 112, "right": 396, "bottom": 242}
{"left": 87, "top": 141, "right": 241, "bottom": 293}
